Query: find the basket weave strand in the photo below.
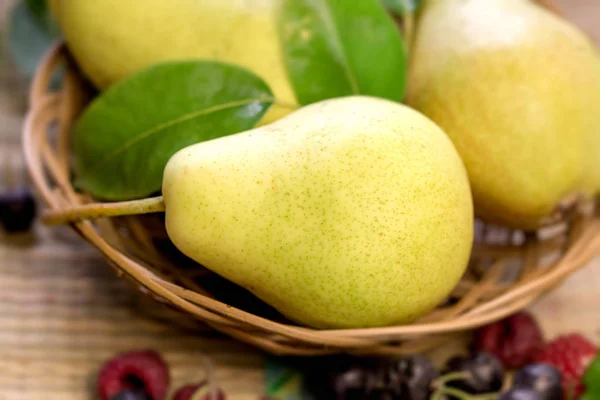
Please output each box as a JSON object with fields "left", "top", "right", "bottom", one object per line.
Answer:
{"left": 22, "top": 0, "right": 600, "bottom": 356}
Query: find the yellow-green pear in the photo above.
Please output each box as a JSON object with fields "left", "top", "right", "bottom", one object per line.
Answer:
{"left": 162, "top": 96, "right": 473, "bottom": 329}
{"left": 50, "top": 0, "right": 295, "bottom": 123}
{"left": 406, "top": 0, "right": 600, "bottom": 230}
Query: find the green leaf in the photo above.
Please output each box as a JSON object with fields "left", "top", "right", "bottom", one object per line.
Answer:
{"left": 582, "top": 389, "right": 600, "bottom": 400}
{"left": 278, "top": 0, "right": 407, "bottom": 105}
{"left": 8, "top": 0, "right": 59, "bottom": 77}
{"left": 265, "top": 356, "right": 314, "bottom": 400}
{"left": 584, "top": 356, "right": 600, "bottom": 391}
{"left": 74, "top": 61, "right": 274, "bottom": 200}
{"left": 382, "top": 0, "right": 422, "bottom": 15}
{"left": 24, "top": 0, "right": 60, "bottom": 36}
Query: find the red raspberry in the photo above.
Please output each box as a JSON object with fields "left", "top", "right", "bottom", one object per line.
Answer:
{"left": 97, "top": 350, "right": 170, "bottom": 400}
{"left": 172, "top": 383, "right": 225, "bottom": 400}
{"left": 472, "top": 311, "right": 544, "bottom": 369}
{"left": 533, "top": 334, "right": 598, "bottom": 398}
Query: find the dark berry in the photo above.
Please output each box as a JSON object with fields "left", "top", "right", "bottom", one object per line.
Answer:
{"left": 499, "top": 388, "right": 543, "bottom": 400}
{"left": 333, "top": 366, "right": 369, "bottom": 399}
{"left": 301, "top": 356, "right": 362, "bottom": 399}
{"left": 0, "top": 188, "right": 36, "bottom": 233}
{"left": 97, "top": 350, "right": 170, "bottom": 400}
{"left": 364, "top": 366, "right": 404, "bottom": 399}
{"left": 473, "top": 312, "right": 544, "bottom": 369}
{"left": 306, "top": 356, "right": 436, "bottom": 400}
{"left": 329, "top": 360, "right": 402, "bottom": 399}
{"left": 336, "top": 356, "right": 439, "bottom": 400}
{"left": 513, "top": 364, "right": 563, "bottom": 400}
{"left": 173, "top": 384, "right": 225, "bottom": 400}
{"left": 110, "top": 389, "right": 152, "bottom": 400}
{"left": 394, "top": 355, "right": 439, "bottom": 400}
{"left": 444, "top": 352, "right": 505, "bottom": 394}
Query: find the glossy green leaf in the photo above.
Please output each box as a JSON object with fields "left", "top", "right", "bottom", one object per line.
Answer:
{"left": 382, "top": 0, "right": 422, "bottom": 15}
{"left": 74, "top": 61, "right": 274, "bottom": 200}
{"left": 265, "top": 356, "right": 312, "bottom": 400}
{"left": 8, "top": 0, "right": 59, "bottom": 77}
{"left": 278, "top": 0, "right": 407, "bottom": 105}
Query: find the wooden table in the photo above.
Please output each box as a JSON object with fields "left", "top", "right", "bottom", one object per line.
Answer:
{"left": 0, "top": 0, "right": 598, "bottom": 399}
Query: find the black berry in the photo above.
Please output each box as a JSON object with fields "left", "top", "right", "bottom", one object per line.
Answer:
{"left": 364, "top": 365, "right": 403, "bottom": 399}
{"left": 394, "top": 355, "right": 439, "bottom": 400}
{"left": 513, "top": 364, "right": 563, "bottom": 400}
{"left": 332, "top": 356, "right": 439, "bottom": 400}
{"left": 305, "top": 355, "right": 438, "bottom": 400}
{"left": 444, "top": 352, "right": 505, "bottom": 394}
{"left": 333, "top": 366, "right": 369, "bottom": 399}
{"left": 110, "top": 389, "right": 152, "bottom": 400}
{"left": 499, "top": 388, "right": 543, "bottom": 400}
{"left": 0, "top": 188, "right": 36, "bottom": 233}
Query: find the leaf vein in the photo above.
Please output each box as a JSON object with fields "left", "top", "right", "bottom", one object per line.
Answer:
{"left": 316, "top": 0, "right": 360, "bottom": 94}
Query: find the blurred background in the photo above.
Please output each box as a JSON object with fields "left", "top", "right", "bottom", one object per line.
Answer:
{"left": 0, "top": 0, "right": 598, "bottom": 399}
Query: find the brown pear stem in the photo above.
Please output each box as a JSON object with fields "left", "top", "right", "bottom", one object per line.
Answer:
{"left": 42, "top": 196, "right": 165, "bottom": 226}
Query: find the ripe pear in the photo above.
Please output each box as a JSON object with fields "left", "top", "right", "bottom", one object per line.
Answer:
{"left": 162, "top": 96, "right": 473, "bottom": 329}
{"left": 406, "top": 0, "right": 600, "bottom": 230}
{"left": 50, "top": 0, "right": 295, "bottom": 123}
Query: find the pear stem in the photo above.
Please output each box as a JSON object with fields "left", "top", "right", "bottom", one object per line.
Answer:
{"left": 42, "top": 196, "right": 166, "bottom": 226}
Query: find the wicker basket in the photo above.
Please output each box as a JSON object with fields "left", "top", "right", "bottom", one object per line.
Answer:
{"left": 22, "top": 1, "right": 600, "bottom": 356}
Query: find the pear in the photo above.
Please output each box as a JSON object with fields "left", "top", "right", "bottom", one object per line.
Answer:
{"left": 50, "top": 0, "right": 294, "bottom": 123}
{"left": 406, "top": 0, "right": 600, "bottom": 230}
{"left": 162, "top": 96, "right": 473, "bottom": 329}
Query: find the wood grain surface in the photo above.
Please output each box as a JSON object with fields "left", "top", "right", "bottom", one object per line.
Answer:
{"left": 0, "top": 0, "right": 598, "bottom": 399}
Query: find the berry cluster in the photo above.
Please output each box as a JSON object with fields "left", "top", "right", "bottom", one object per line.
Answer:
{"left": 476, "top": 313, "right": 598, "bottom": 399}
{"left": 306, "top": 312, "right": 597, "bottom": 400}
{"left": 304, "top": 355, "right": 440, "bottom": 399}
{"left": 96, "top": 312, "right": 598, "bottom": 400}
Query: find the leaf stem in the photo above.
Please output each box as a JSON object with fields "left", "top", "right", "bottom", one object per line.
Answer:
{"left": 190, "top": 357, "right": 217, "bottom": 400}
{"left": 436, "top": 386, "right": 500, "bottom": 400}
{"left": 433, "top": 371, "right": 471, "bottom": 387}
{"left": 431, "top": 372, "right": 501, "bottom": 400}
{"left": 42, "top": 196, "right": 165, "bottom": 225}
